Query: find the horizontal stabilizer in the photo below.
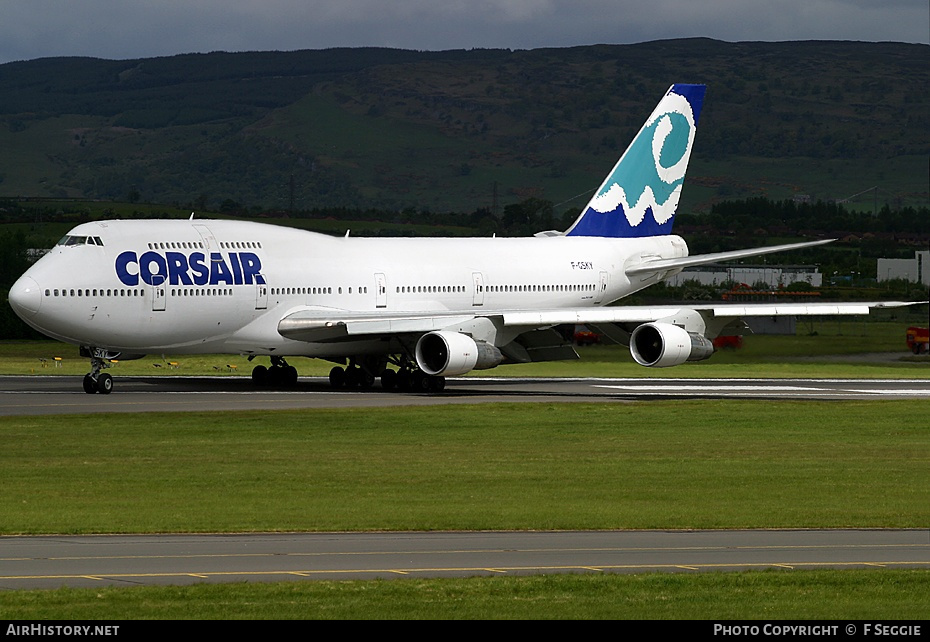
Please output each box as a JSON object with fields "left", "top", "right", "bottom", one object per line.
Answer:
{"left": 625, "top": 239, "right": 835, "bottom": 276}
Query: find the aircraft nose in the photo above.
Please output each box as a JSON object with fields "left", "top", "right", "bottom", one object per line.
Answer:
{"left": 9, "top": 275, "right": 42, "bottom": 317}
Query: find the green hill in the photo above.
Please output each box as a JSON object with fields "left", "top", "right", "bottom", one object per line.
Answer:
{"left": 1, "top": 40, "right": 927, "bottom": 212}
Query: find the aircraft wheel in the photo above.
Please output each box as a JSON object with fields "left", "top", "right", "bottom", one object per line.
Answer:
{"left": 380, "top": 369, "right": 397, "bottom": 391}
{"left": 412, "top": 370, "right": 431, "bottom": 392}
{"left": 328, "top": 366, "right": 345, "bottom": 388}
{"left": 344, "top": 366, "right": 361, "bottom": 388}
{"left": 251, "top": 365, "right": 269, "bottom": 385}
{"left": 358, "top": 371, "right": 375, "bottom": 389}
{"left": 428, "top": 375, "right": 446, "bottom": 392}
{"left": 96, "top": 373, "right": 113, "bottom": 395}
{"left": 284, "top": 365, "right": 298, "bottom": 387}
{"left": 396, "top": 369, "right": 412, "bottom": 391}
{"left": 82, "top": 374, "right": 97, "bottom": 394}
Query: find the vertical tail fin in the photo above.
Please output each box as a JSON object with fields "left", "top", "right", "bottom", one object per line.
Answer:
{"left": 565, "top": 83, "right": 705, "bottom": 238}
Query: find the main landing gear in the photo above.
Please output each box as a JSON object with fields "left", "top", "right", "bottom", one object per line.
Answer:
{"left": 251, "top": 356, "right": 299, "bottom": 387}
{"left": 327, "top": 363, "right": 375, "bottom": 389}
{"left": 248, "top": 355, "right": 447, "bottom": 393}
{"left": 328, "top": 359, "right": 445, "bottom": 393}
{"left": 392, "top": 367, "right": 445, "bottom": 393}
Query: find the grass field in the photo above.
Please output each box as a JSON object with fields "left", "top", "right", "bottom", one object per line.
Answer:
{"left": 2, "top": 402, "right": 927, "bottom": 533}
{"left": 2, "top": 570, "right": 928, "bottom": 620}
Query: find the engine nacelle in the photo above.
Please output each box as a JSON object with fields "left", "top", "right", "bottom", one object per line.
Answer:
{"left": 630, "top": 322, "right": 715, "bottom": 368}
{"left": 415, "top": 331, "right": 504, "bottom": 376}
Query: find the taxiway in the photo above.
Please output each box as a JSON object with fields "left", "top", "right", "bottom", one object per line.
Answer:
{"left": 2, "top": 529, "right": 928, "bottom": 589}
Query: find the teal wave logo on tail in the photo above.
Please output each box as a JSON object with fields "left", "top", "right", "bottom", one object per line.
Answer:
{"left": 566, "top": 84, "right": 705, "bottom": 238}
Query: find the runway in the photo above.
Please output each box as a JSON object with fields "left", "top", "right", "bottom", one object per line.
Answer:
{"left": 2, "top": 529, "right": 928, "bottom": 589}
{"left": 1, "top": 375, "right": 930, "bottom": 415}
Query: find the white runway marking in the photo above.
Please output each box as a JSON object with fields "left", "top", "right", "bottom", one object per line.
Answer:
{"left": 593, "top": 380, "right": 930, "bottom": 398}
{"left": 847, "top": 389, "right": 930, "bottom": 396}
{"left": 596, "top": 385, "right": 825, "bottom": 392}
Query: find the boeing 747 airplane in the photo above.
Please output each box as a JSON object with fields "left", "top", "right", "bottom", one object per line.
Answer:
{"left": 7, "top": 84, "right": 920, "bottom": 394}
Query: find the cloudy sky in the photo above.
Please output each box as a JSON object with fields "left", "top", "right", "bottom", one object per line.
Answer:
{"left": 1, "top": 0, "right": 927, "bottom": 64}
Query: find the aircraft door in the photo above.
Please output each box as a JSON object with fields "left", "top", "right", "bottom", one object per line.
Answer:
{"left": 193, "top": 224, "right": 216, "bottom": 250}
{"left": 375, "top": 273, "right": 387, "bottom": 308}
{"left": 472, "top": 272, "right": 485, "bottom": 306}
{"left": 255, "top": 283, "right": 268, "bottom": 310}
{"left": 594, "top": 271, "right": 608, "bottom": 304}
{"left": 152, "top": 274, "right": 166, "bottom": 312}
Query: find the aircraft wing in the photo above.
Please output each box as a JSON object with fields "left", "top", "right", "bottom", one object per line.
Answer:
{"left": 501, "top": 300, "right": 920, "bottom": 327}
{"left": 501, "top": 299, "right": 925, "bottom": 366}
{"left": 276, "top": 299, "right": 925, "bottom": 370}
{"left": 278, "top": 300, "right": 923, "bottom": 343}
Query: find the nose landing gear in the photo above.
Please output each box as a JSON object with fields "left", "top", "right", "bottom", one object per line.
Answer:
{"left": 81, "top": 349, "right": 114, "bottom": 395}
{"left": 83, "top": 371, "right": 112, "bottom": 394}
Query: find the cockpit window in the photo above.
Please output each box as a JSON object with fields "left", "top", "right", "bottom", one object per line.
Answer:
{"left": 56, "top": 235, "right": 104, "bottom": 247}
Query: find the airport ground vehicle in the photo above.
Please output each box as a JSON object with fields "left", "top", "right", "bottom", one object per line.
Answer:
{"left": 906, "top": 326, "right": 929, "bottom": 354}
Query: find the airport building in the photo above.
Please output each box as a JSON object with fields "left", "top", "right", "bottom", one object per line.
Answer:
{"left": 665, "top": 264, "right": 822, "bottom": 289}
{"left": 877, "top": 251, "right": 930, "bottom": 286}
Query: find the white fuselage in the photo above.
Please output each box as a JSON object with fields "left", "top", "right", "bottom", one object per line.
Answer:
{"left": 10, "top": 219, "right": 688, "bottom": 357}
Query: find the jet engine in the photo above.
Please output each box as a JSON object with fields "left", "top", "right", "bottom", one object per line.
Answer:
{"left": 629, "top": 322, "right": 715, "bottom": 368}
{"left": 415, "top": 331, "right": 504, "bottom": 376}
